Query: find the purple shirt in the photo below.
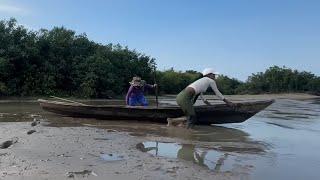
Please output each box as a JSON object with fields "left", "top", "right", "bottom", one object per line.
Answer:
{"left": 126, "top": 84, "right": 153, "bottom": 105}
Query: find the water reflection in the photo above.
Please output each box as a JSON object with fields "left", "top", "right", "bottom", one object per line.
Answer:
{"left": 0, "top": 101, "right": 43, "bottom": 122}
{"left": 137, "top": 141, "right": 256, "bottom": 171}
{"left": 47, "top": 119, "right": 270, "bottom": 153}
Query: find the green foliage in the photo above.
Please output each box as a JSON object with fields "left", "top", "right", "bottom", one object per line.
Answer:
{"left": 0, "top": 18, "right": 319, "bottom": 97}
{"left": 0, "top": 82, "right": 7, "bottom": 95}
{"left": 157, "top": 66, "right": 320, "bottom": 96}
{"left": 215, "top": 75, "right": 243, "bottom": 94}
{"left": 244, "top": 66, "right": 320, "bottom": 94}
{"left": 157, "top": 69, "right": 201, "bottom": 94}
{"left": 0, "top": 18, "right": 155, "bottom": 97}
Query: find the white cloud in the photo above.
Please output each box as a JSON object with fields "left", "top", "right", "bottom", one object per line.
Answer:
{"left": 0, "top": 4, "right": 25, "bottom": 14}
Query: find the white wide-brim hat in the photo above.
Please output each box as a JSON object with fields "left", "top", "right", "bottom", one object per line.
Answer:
{"left": 202, "top": 68, "right": 219, "bottom": 76}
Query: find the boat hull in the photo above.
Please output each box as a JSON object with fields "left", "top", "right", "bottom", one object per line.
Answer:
{"left": 38, "top": 99, "right": 274, "bottom": 125}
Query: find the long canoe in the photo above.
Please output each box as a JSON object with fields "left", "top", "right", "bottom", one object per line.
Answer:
{"left": 38, "top": 99, "right": 274, "bottom": 125}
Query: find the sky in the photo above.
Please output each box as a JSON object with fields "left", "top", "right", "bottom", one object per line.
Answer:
{"left": 0, "top": 0, "right": 319, "bottom": 81}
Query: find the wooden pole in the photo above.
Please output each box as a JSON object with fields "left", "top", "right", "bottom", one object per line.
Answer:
{"left": 156, "top": 141, "right": 159, "bottom": 156}
{"left": 50, "top": 96, "right": 87, "bottom": 106}
{"left": 153, "top": 66, "right": 159, "bottom": 107}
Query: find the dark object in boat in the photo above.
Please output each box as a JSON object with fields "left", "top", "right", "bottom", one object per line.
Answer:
{"left": 38, "top": 99, "right": 274, "bottom": 125}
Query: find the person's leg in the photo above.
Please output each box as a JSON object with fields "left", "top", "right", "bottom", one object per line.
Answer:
{"left": 176, "top": 90, "right": 197, "bottom": 128}
{"left": 128, "top": 96, "right": 139, "bottom": 106}
{"left": 167, "top": 116, "right": 187, "bottom": 127}
{"left": 137, "top": 95, "right": 149, "bottom": 106}
{"left": 192, "top": 93, "right": 200, "bottom": 104}
{"left": 188, "top": 94, "right": 199, "bottom": 128}
{"left": 185, "top": 104, "right": 196, "bottom": 128}
{"left": 139, "top": 95, "right": 148, "bottom": 106}
{"left": 176, "top": 90, "right": 188, "bottom": 112}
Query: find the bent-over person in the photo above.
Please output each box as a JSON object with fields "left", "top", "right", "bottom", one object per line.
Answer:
{"left": 176, "top": 68, "right": 235, "bottom": 128}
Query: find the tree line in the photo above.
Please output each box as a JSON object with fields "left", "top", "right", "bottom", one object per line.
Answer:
{"left": 0, "top": 18, "right": 155, "bottom": 98}
{"left": 0, "top": 19, "right": 319, "bottom": 97}
{"left": 157, "top": 66, "right": 320, "bottom": 95}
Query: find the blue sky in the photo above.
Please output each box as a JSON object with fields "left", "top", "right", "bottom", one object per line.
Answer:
{"left": 0, "top": 0, "right": 319, "bottom": 81}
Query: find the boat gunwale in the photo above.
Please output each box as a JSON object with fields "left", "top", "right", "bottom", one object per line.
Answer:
{"left": 38, "top": 99, "right": 274, "bottom": 110}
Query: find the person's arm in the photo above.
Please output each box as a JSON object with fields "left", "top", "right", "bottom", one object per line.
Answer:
{"left": 200, "top": 93, "right": 211, "bottom": 105}
{"left": 209, "top": 80, "right": 235, "bottom": 107}
{"left": 209, "top": 80, "right": 225, "bottom": 100}
{"left": 223, "top": 98, "right": 235, "bottom": 107}
{"left": 145, "top": 84, "right": 156, "bottom": 89}
{"left": 126, "top": 86, "right": 133, "bottom": 105}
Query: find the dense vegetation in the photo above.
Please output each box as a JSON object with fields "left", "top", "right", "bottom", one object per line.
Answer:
{"left": 158, "top": 66, "right": 320, "bottom": 95}
{"left": 0, "top": 18, "right": 155, "bottom": 97}
{"left": 0, "top": 19, "right": 319, "bottom": 97}
{"left": 237, "top": 66, "right": 320, "bottom": 94}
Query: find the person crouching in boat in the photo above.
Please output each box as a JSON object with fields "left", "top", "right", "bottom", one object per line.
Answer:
{"left": 126, "top": 76, "right": 157, "bottom": 106}
{"left": 176, "top": 68, "right": 235, "bottom": 128}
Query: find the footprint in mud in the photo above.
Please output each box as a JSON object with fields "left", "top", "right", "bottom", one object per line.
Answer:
{"left": 93, "top": 138, "right": 110, "bottom": 141}
{"left": 0, "top": 138, "right": 18, "bottom": 149}
{"left": 31, "top": 119, "right": 41, "bottom": 126}
{"left": 27, "top": 130, "right": 36, "bottom": 135}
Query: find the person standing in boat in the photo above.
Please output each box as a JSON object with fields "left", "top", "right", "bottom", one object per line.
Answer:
{"left": 176, "top": 68, "right": 235, "bottom": 128}
{"left": 126, "top": 76, "right": 157, "bottom": 106}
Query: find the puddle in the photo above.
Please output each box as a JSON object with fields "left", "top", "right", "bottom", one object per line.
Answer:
{"left": 137, "top": 141, "right": 262, "bottom": 171}
{"left": 100, "top": 153, "right": 124, "bottom": 162}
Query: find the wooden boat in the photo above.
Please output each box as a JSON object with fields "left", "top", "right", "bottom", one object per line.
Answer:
{"left": 38, "top": 99, "right": 274, "bottom": 125}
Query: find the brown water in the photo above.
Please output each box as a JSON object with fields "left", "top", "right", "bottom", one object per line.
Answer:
{"left": 1, "top": 98, "right": 320, "bottom": 180}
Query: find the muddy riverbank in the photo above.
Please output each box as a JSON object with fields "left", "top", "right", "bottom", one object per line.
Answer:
{"left": 0, "top": 122, "right": 259, "bottom": 180}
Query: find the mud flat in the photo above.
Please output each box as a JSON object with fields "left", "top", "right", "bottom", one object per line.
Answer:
{"left": 0, "top": 121, "right": 261, "bottom": 180}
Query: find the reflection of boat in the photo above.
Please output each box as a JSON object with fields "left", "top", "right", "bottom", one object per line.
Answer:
{"left": 38, "top": 99, "right": 274, "bottom": 125}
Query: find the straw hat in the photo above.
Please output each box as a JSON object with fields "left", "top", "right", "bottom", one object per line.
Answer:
{"left": 129, "top": 76, "right": 143, "bottom": 86}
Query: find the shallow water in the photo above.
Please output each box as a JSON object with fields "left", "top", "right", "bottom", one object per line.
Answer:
{"left": 136, "top": 141, "right": 261, "bottom": 172}
{"left": 1, "top": 98, "right": 320, "bottom": 179}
